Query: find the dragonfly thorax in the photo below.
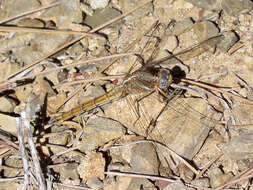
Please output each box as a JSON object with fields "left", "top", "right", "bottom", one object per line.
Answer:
{"left": 158, "top": 69, "right": 172, "bottom": 90}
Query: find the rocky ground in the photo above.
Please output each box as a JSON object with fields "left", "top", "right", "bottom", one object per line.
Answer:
{"left": 0, "top": 0, "right": 253, "bottom": 189}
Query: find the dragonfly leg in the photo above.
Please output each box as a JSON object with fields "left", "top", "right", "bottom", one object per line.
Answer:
{"left": 146, "top": 88, "right": 183, "bottom": 135}
{"left": 147, "top": 101, "right": 170, "bottom": 136}
{"left": 132, "top": 90, "right": 155, "bottom": 128}
{"left": 135, "top": 54, "right": 145, "bottom": 67}
{"left": 145, "top": 88, "right": 170, "bottom": 135}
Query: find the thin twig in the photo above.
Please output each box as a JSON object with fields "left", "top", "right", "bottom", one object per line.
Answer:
{"left": 50, "top": 145, "right": 82, "bottom": 161}
{"left": 0, "top": 25, "right": 98, "bottom": 36}
{"left": 47, "top": 163, "right": 70, "bottom": 169}
{"left": 21, "top": 102, "right": 46, "bottom": 190}
{"left": 0, "top": 132, "right": 19, "bottom": 150}
{"left": 54, "top": 183, "right": 91, "bottom": 190}
{"left": 8, "top": 52, "right": 135, "bottom": 83}
{"left": 53, "top": 75, "right": 125, "bottom": 89}
{"left": 46, "top": 144, "right": 85, "bottom": 158}
{"left": 105, "top": 171, "right": 177, "bottom": 183}
{"left": 0, "top": 176, "right": 24, "bottom": 182}
{"left": 106, "top": 139, "right": 199, "bottom": 175}
{"left": 215, "top": 167, "right": 253, "bottom": 190}
{"left": 228, "top": 41, "right": 245, "bottom": 55}
{"left": 215, "top": 174, "right": 253, "bottom": 190}
{"left": 229, "top": 124, "right": 253, "bottom": 129}
{"left": 233, "top": 72, "right": 253, "bottom": 91}
{"left": 181, "top": 78, "right": 253, "bottom": 105}
{"left": 16, "top": 117, "right": 29, "bottom": 190}
{"left": 0, "top": 147, "right": 13, "bottom": 157}
{"left": 196, "top": 151, "right": 223, "bottom": 179}
{"left": 0, "top": 165, "right": 22, "bottom": 171}
{"left": 0, "top": 2, "right": 60, "bottom": 24}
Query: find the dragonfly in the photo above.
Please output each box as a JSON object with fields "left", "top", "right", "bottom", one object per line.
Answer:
{"left": 51, "top": 34, "right": 224, "bottom": 124}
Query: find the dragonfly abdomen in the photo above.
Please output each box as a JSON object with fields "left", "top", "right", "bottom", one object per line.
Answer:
{"left": 53, "top": 85, "right": 126, "bottom": 123}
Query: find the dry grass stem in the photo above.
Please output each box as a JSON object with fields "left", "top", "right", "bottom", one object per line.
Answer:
{"left": 21, "top": 102, "right": 47, "bottom": 190}
{"left": 0, "top": 2, "right": 60, "bottom": 24}
{"left": 196, "top": 151, "right": 224, "bottom": 179}
{"left": 0, "top": 25, "right": 99, "bottom": 36}
{"left": 16, "top": 116, "right": 29, "bottom": 190}
{"left": 50, "top": 145, "right": 82, "bottom": 161}
{"left": 10, "top": 52, "right": 135, "bottom": 83}
{"left": 105, "top": 171, "right": 177, "bottom": 183}
{"left": 106, "top": 139, "right": 199, "bottom": 175}
{"left": 53, "top": 75, "right": 125, "bottom": 89}
{"left": 182, "top": 78, "right": 253, "bottom": 105}
{"left": 53, "top": 183, "right": 91, "bottom": 190}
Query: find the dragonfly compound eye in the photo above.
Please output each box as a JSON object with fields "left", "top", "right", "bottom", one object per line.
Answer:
{"left": 158, "top": 70, "right": 172, "bottom": 89}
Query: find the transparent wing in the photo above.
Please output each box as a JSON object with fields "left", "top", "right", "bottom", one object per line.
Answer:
{"left": 144, "top": 34, "right": 224, "bottom": 68}
{"left": 105, "top": 90, "right": 221, "bottom": 160}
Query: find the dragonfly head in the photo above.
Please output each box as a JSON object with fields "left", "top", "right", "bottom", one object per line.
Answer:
{"left": 158, "top": 69, "right": 173, "bottom": 90}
